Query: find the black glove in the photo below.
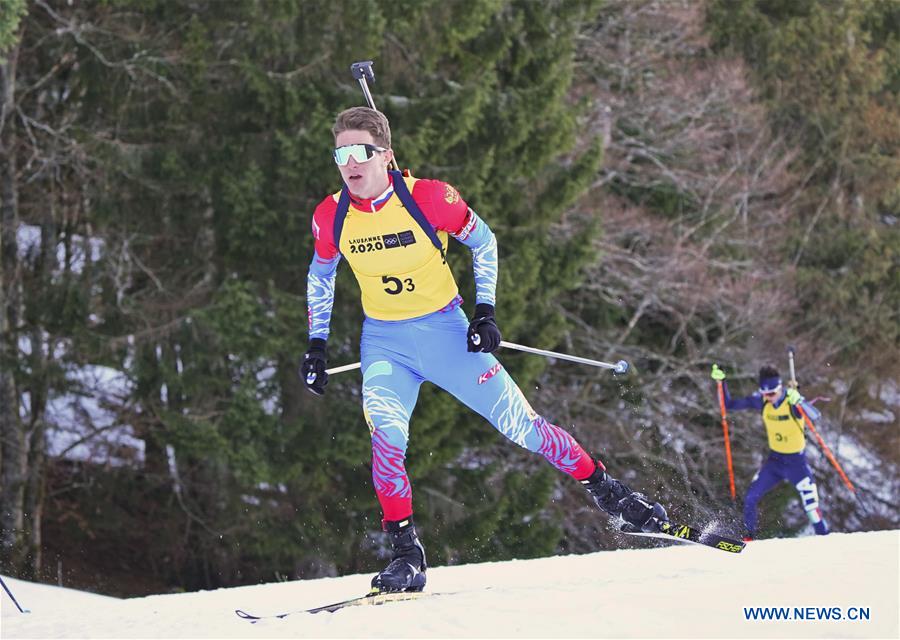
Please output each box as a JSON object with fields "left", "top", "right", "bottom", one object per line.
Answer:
{"left": 300, "top": 338, "right": 328, "bottom": 396}
{"left": 467, "top": 303, "right": 502, "bottom": 353}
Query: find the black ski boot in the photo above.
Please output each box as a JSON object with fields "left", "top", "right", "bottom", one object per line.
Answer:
{"left": 581, "top": 465, "right": 668, "bottom": 533}
{"left": 371, "top": 517, "right": 427, "bottom": 593}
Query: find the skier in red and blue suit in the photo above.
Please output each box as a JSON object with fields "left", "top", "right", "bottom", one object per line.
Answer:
{"left": 302, "top": 106, "right": 669, "bottom": 593}
{"left": 711, "top": 364, "right": 829, "bottom": 539}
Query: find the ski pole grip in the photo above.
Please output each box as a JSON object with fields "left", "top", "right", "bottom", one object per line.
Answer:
{"left": 351, "top": 61, "right": 375, "bottom": 82}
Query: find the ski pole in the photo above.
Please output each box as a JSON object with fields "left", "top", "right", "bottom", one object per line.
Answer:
{"left": 350, "top": 60, "right": 400, "bottom": 172}
{"left": 787, "top": 347, "right": 868, "bottom": 513}
{"left": 326, "top": 341, "right": 629, "bottom": 376}
{"left": 795, "top": 405, "right": 858, "bottom": 493}
{"left": 0, "top": 575, "right": 29, "bottom": 614}
{"left": 495, "top": 341, "right": 628, "bottom": 373}
{"left": 325, "top": 361, "right": 363, "bottom": 375}
{"left": 716, "top": 381, "right": 737, "bottom": 500}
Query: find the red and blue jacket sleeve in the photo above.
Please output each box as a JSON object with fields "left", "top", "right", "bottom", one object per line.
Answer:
{"left": 307, "top": 197, "right": 341, "bottom": 341}
{"left": 412, "top": 179, "right": 498, "bottom": 307}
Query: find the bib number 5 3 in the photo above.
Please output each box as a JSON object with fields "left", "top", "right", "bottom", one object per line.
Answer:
{"left": 382, "top": 276, "right": 415, "bottom": 295}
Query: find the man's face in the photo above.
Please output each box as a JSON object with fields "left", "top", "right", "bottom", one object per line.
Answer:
{"left": 334, "top": 129, "right": 393, "bottom": 199}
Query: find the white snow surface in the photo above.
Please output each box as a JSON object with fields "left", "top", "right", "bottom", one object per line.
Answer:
{"left": 2, "top": 530, "right": 898, "bottom": 639}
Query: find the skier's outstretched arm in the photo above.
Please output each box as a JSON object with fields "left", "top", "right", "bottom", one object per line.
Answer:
{"left": 711, "top": 365, "right": 762, "bottom": 411}
{"left": 301, "top": 200, "right": 342, "bottom": 395}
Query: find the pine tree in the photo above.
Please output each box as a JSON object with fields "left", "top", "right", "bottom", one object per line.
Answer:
{"left": 0, "top": 0, "right": 28, "bottom": 574}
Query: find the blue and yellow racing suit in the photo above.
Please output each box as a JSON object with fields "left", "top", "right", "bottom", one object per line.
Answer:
{"left": 721, "top": 383, "right": 828, "bottom": 536}
{"left": 307, "top": 173, "right": 596, "bottom": 521}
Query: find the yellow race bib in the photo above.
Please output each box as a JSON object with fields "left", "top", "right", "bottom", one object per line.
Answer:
{"left": 761, "top": 401, "right": 806, "bottom": 454}
{"left": 338, "top": 178, "right": 459, "bottom": 320}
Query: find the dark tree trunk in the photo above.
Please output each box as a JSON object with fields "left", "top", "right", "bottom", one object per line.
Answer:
{"left": 0, "top": 39, "right": 26, "bottom": 572}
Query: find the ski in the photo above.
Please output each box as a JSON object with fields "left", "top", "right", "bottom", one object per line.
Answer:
{"left": 621, "top": 521, "right": 746, "bottom": 554}
{"left": 235, "top": 588, "right": 433, "bottom": 621}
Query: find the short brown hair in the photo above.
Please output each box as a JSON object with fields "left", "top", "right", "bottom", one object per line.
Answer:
{"left": 332, "top": 107, "right": 391, "bottom": 148}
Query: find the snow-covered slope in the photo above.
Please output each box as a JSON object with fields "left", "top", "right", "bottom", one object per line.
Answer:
{"left": 2, "top": 530, "right": 897, "bottom": 639}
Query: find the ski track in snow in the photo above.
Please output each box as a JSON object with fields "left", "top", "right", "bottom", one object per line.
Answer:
{"left": 2, "top": 530, "right": 897, "bottom": 639}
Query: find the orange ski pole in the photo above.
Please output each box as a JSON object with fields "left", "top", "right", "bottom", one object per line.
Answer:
{"left": 716, "top": 381, "right": 737, "bottom": 500}
{"left": 787, "top": 347, "right": 867, "bottom": 513}
{"left": 796, "top": 404, "right": 856, "bottom": 493}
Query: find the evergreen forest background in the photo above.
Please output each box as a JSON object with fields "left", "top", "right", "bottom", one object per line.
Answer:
{"left": 1, "top": 0, "right": 897, "bottom": 596}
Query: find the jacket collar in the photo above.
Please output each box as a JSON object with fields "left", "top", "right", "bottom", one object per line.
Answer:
{"left": 347, "top": 174, "right": 395, "bottom": 213}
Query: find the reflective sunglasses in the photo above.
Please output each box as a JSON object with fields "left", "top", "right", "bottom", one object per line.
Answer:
{"left": 759, "top": 385, "right": 782, "bottom": 397}
{"left": 333, "top": 143, "right": 387, "bottom": 166}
